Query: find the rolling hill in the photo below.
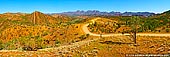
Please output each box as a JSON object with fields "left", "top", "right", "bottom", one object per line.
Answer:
{"left": 25, "top": 11, "right": 59, "bottom": 25}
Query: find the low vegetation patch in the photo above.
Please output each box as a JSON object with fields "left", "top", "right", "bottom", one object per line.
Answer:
{"left": 1, "top": 35, "right": 60, "bottom": 51}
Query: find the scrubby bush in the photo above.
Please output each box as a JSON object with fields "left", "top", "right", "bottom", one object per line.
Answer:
{"left": 55, "top": 40, "right": 61, "bottom": 47}
{"left": 0, "top": 40, "right": 4, "bottom": 50}
{"left": 79, "top": 34, "right": 90, "bottom": 40}
{"left": 55, "top": 40, "right": 61, "bottom": 44}
{"left": 166, "top": 28, "right": 170, "bottom": 32}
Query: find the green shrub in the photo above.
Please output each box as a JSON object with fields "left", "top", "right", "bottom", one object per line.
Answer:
{"left": 55, "top": 40, "right": 61, "bottom": 44}
{"left": 0, "top": 41, "right": 4, "bottom": 50}
{"left": 166, "top": 28, "right": 170, "bottom": 32}
{"left": 55, "top": 40, "right": 61, "bottom": 47}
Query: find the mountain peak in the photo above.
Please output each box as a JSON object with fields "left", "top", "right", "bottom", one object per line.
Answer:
{"left": 32, "top": 11, "right": 43, "bottom": 14}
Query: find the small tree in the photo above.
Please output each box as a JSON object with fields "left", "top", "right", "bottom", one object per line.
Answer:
{"left": 128, "top": 16, "right": 141, "bottom": 44}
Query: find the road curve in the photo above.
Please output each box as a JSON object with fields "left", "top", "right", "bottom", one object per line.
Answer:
{"left": 82, "top": 17, "right": 170, "bottom": 37}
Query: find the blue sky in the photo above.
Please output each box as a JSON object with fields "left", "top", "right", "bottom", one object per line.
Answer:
{"left": 0, "top": 0, "right": 170, "bottom": 13}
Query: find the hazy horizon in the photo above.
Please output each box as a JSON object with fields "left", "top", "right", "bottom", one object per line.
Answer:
{"left": 0, "top": 10, "right": 168, "bottom": 14}
{"left": 0, "top": 0, "right": 170, "bottom": 13}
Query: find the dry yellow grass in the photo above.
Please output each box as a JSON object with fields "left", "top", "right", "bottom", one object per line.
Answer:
{"left": 73, "top": 36, "right": 170, "bottom": 57}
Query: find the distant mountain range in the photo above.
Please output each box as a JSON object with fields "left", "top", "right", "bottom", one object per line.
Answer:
{"left": 57, "top": 10, "right": 155, "bottom": 17}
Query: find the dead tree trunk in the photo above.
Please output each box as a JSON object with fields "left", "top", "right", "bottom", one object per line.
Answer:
{"left": 133, "top": 24, "right": 137, "bottom": 44}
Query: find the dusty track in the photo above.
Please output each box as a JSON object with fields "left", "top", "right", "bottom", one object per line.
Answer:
{"left": 37, "top": 38, "right": 99, "bottom": 51}
{"left": 82, "top": 17, "right": 170, "bottom": 37}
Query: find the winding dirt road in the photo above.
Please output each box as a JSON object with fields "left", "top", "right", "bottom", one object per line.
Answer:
{"left": 82, "top": 17, "right": 170, "bottom": 37}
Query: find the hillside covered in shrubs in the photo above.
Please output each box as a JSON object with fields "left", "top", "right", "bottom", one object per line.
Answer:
{"left": 0, "top": 10, "right": 170, "bottom": 51}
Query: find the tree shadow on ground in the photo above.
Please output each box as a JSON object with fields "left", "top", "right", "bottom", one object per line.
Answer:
{"left": 99, "top": 41, "right": 133, "bottom": 45}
